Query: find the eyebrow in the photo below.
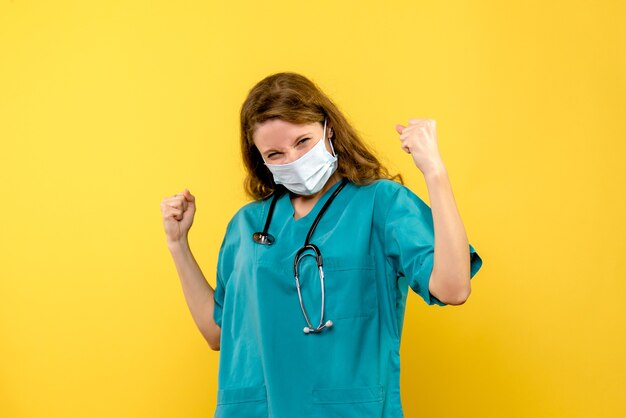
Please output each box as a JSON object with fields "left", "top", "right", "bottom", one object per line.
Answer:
{"left": 264, "top": 132, "right": 313, "bottom": 154}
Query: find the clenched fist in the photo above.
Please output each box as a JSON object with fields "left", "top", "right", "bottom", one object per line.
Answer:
{"left": 395, "top": 118, "right": 444, "bottom": 176}
{"left": 161, "top": 188, "right": 196, "bottom": 245}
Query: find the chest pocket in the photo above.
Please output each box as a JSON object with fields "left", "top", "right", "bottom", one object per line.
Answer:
{"left": 255, "top": 253, "right": 379, "bottom": 322}
{"left": 315, "top": 255, "right": 378, "bottom": 321}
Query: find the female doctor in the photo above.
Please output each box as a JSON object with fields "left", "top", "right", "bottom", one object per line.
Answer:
{"left": 161, "top": 72, "right": 483, "bottom": 418}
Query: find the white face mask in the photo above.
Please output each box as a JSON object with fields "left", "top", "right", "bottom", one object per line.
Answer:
{"left": 264, "top": 118, "right": 338, "bottom": 196}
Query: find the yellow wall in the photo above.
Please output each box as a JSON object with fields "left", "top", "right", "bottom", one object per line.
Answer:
{"left": 1, "top": 1, "right": 625, "bottom": 417}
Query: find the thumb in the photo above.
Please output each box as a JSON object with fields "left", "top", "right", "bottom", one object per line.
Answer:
{"left": 395, "top": 124, "right": 406, "bottom": 134}
{"left": 183, "top": 188, "right": 195, "bottom": 203}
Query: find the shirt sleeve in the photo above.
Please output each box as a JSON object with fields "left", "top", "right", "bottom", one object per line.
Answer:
{"left": 383, "top": 184, "right": 483, "bottom": 306}
{"left": 213, "top": 220, "right": 234, "bottom": 328}
{"left": 213, "top": 270, "right": 225, "bottom": 328}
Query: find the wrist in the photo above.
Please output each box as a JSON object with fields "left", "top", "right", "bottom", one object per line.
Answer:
{"left": 423, "top": 161, "right": 447, "bottom": 180}
{"left": 167, "top": 237, "right": 190, "bottom": 253}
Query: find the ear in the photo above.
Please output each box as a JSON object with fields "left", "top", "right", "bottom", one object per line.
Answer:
{"left": 327, "top": 123, "right": 334, "bottom": 139}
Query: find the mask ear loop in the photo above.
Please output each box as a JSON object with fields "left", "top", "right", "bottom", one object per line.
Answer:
{"left": 325, "top": 118, "right": 337, "bottom": 157}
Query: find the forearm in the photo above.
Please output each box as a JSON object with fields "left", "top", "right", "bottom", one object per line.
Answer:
{"left": 424, "top": 165, "right": 471, "bottom": 304}
{"left": 168, "top": 240, "right": 221, "bottom": 349}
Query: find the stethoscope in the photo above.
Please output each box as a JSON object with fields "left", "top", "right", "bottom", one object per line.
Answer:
{"left": 252, "top": 178, "right": 349, "bottom": 334}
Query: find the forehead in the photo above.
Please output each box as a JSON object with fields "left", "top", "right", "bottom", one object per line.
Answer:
{"left": 253, "top": 119, "right": 317, "bottom": 148}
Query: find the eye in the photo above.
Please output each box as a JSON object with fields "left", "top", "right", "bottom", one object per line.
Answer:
{"left": 265, "top": 138, "right": 309, "bottom": 161}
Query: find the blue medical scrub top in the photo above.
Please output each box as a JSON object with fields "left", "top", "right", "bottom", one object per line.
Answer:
{"left": 213, "top": 178, "right": 483, "bottom": 418}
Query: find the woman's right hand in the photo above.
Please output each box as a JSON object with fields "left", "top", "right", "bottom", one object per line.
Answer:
{"left": 161, "top": 188, "right": 196, "bottom": 245}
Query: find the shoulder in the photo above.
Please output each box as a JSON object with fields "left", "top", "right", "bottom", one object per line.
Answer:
{"left": 232, "top": 198, "right": 266, "bottom": 221}
{"left": 353, "top": 179, "right": 431, "bottom": 226}
{"left": 353, "top": 178, "right": 417, "bottom": 205}
{"left": 348, "top": 179, "right": 405, "bottom": 224}
{"left": 373, "top": 178, "right": 404, "bottom": 193}
{"left": 223, "top": 198, "right": 266, "bottom": 234}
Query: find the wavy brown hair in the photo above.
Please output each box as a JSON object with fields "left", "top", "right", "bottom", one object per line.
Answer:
{"left": 240, "top": 72, "right": 403, "bottom": 200}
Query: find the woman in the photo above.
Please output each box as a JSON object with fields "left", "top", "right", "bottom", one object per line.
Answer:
{"left": 161, "top": 72, "right": 483, "bottom": 418}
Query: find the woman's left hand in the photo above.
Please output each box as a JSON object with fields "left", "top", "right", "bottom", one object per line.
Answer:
{"left": 395, "top": 118, "right": 444, "bottom": 176}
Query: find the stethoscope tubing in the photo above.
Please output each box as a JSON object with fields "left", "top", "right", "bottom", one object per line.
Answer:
{"left": 253, "top": 178, "right": 350, "bottom": 333}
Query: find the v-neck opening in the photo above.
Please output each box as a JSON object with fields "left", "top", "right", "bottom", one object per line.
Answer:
{"left": 286, "top": 178, "right": 346, "bottom": 224}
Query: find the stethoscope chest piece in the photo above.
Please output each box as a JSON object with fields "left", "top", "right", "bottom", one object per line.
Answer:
{"left": 252, "top": 232, "right": 275, "bottom": 245}
{"left": 251, "top": 188, "right": 283, "bottom": 246}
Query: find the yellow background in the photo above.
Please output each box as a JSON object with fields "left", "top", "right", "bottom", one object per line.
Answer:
{"left": 1, "top": 0, "right": 625, "bottom": 417}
